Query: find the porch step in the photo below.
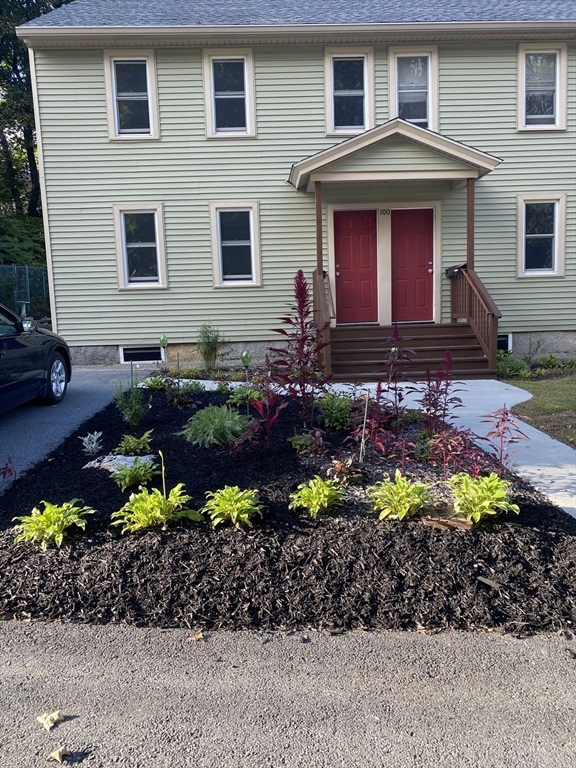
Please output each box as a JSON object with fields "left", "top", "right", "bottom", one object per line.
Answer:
{"left": 329, "top": 323, "right": 495, "bottom": 381}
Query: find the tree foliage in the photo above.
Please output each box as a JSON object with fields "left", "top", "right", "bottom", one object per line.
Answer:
{"left": 0, "top": 1, "right": 74, "bottom": 263}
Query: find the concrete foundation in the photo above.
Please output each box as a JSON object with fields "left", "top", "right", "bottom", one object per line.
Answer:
{"left": 511, "top": 331, "right": 576, "bottom": 363}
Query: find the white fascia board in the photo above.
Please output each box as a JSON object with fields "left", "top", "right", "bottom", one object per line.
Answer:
{"left": 16, "top": 20, "right": 574, "bottom": 47}
{"left": 289, "top": 119, "right": 502, "bottom": 189}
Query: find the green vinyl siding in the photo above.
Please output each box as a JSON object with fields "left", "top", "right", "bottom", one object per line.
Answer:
{"left": 34, "top": 40, "right": 575, "bottom": 347}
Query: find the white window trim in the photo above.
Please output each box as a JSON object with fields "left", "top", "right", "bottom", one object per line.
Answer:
{"left": 389, "top": 46, "right": 438, "bottom": 132}
{"left": 517, "top": 44, "right": 566, "bottom": 131}
{"left": 210, "top": 202, "right": 261, "bottom": 287}
{"left": 114, "top": 203, "right": 168, "bottom": 290}
{"left": 203, "top": 49, "right": 256, "bottom": 138}
{"left": 517, "top": 193, "right": 566, "bottom": 278}
{"left": 104, "top": 50, "right": 159, "bottom": 140}
{"left": 324, "top": 47, "right": 374, "bottom": 136}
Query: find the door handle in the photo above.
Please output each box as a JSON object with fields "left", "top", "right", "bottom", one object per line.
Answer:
{"left": 428, "top": 269, "right": 433, "bottom": 274}
{"left": 336, "top": 272, "right": 340, "bottom": 276}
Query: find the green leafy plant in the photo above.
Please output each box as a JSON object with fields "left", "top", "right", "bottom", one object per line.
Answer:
{"left": 288, "top": 476, "right": 346, "bottom": 518}
{"left": 114, "top": 430, "right": 154, "bottom": 456}
{"left": 448, "top": 472, "right": 520, "bottom": 523}
{"left": 318, "top": 392, "right": 353, "bottom": 430}
{"left": 367, "top": 470, "right": 431, "bottom": 521}
{"left": 216, "top": 380, "right": 232, "bottom": 394}
{"left": 227, "top": 386, "right": 262, "bottom": 407}
{"left": 181, "top": 381, "right": 206, "bottom": 395}
{"left": 142, "top": 375, "right": 166, "bottom": 390}
{"left": 179, "top": 405, "right": 250, "bottom": 447}
{"left": 111, "top": 458, "right": 160, "bottom": 492}
{"left": 113, "top": 381, "right": 150, "bottom": 427}
{"left": 496, "top": 350, "right": 530, "bottom": 379}
{"left": 202, "top": 486, "right": 264, "bottom": 528}
{"left": 536, "top": 354, "right": 561, "bottom": 370}
{"left": 288, "top": 433, "right": 315, "bottom": 453}
{"left": 197, "top": 323, "right": 227, "bottom": 372}
{"left": 111, "top": 451, "right": 203, "bottom": 533}
{"left": 13, "top": 499, "right": 95, "bottom": 550}
{"left": 78, "top": 431, "right": 103, "bottom": 455}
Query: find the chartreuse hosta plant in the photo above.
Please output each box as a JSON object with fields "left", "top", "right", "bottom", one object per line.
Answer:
{"left": 288, "top": 476, "right": 346, "bottom": 518}
{"left": 111, "top": 451, "right": 203, "bottom": 533}
{"left": 202, "top": 486, "right": 264, "bottom": 528}
{"left": 368, "top": 470, "right": 431, "bottom": 521}
{"left": 114, "top": 430, "right": 154, "bottom": 456}
{"left": 13, "top": 499, "right": 95, "bottom": 550}
{"left": 448, "top": 472, "right": 520, "bottom": 523}
{"left": 111, "top": 458, "right": 160, "bottom": 492}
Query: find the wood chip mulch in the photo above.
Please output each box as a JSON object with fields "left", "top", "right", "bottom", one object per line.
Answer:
{"left": 0, "top": 390, "right": 574, "bottom": 634}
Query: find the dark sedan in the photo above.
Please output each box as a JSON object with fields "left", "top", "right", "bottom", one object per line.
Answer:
{"left": 0, "top": 302, "right": 71, "bottom": 414}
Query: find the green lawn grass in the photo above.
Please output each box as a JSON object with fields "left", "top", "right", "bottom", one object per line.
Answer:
{"left": 505, "top": 374, "right": 576, "bottom": 448}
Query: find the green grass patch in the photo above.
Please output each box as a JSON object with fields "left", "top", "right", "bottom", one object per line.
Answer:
{"left": 506, "top": 374, "right": 576, "bottom": 447}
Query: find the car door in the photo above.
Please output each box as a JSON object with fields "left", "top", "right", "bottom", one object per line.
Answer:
{"left": 0, "top": 306, "right": 45, "bottom": 410}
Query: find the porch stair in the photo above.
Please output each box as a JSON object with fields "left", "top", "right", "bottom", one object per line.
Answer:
{"left": 329, "top": 323, "right": 496, "bottom": 382}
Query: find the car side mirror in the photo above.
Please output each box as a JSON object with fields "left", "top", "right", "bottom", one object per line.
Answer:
{"left": 22, "top": 319, "right": 38, "bottom": 331}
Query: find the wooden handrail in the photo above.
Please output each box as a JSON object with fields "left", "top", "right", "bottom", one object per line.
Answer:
{"left": 447, "top": 264, "right": 501, "bottom": 370}
{"left": 312, "top": 269, "right": 332, "bottom": 375}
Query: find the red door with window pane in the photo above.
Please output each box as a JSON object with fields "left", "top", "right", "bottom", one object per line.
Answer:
{"left": 391, "top": 208, "right": 434, "bottom": 322}
{"left": 334, "top": 210, "right": 378, "bottom": 324}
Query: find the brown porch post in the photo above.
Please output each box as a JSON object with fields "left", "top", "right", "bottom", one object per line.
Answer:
{"left": 315, "top": 180, "right": 323, "bottom": 274}
{"left": 466, "top": 177, "right": 475, "bottom": 270}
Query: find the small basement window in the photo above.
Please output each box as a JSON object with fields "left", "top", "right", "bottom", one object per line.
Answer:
{"left": 497, "top": 334, "right": 512, "bottom": 352}
{"left": 120, "top": 346, "right": 164, "bottom": 363}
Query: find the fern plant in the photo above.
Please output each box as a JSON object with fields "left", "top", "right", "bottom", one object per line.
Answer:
{"left": 179, "top": 405, "right": 250, "bottom": 447}
{"left": 288, "top": 476, "right": 346, "bottom": 517}
{"left": 367, "top": 470, "right": 431, "bottom": 521}
{"left": 13, "top": 499, "right": 95, "bottom": 550}
{"left": 111, "top": 452, "right": 203, "bottom": 533}
{"left": 448, "top": 472, "right": 520, "bottom": 523}
{"left": 111, "top": 458, "right": 160, "bottom": 492}
{"left": 202, "top": 486, "right": 264, "bottom": 528}
{"left": 114, "top": 430, "right": 153, "bottom": 456}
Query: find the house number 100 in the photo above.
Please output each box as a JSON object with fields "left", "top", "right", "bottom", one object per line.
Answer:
{"left": 379, "top": 209, "right": 391, "bottom": 215}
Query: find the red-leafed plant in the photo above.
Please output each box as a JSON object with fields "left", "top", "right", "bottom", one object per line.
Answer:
{"left": 383, "top": 324, "right": 415, "bottom": 424}
{"left": 0, "top": 456, "right": 16, "bottom": 482}
{"left": 268, "top": 270, "right": 330, "bottom": 427}
{"left": 412, "top": 351, "right": 464, "bottom": 437}
{"left": 482, "top": 405, "right": 529, "bottom": 475}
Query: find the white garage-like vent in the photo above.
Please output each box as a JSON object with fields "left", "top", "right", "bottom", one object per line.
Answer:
{"left": 120, "top": 346, "right": 164, "bottom": 364}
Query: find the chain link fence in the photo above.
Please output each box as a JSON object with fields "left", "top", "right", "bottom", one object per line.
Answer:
{"left": 0, "top": 265, "right": 51, "bottom": 319}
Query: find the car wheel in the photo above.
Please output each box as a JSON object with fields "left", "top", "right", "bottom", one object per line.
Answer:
{"left": 44, "top": 352, "right": 68, "bottom": 404}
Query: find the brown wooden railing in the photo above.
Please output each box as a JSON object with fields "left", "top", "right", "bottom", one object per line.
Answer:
{"left": 447, "top": 264, "right": 502, "bottom": 370}
{"left": 312, "top": 269, "right": 334, "bottom": 375}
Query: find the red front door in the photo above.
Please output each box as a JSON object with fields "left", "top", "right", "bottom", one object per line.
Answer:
{"left": 391, "top": 208, "right": 434, "bottom": 322}
{"left": 334, "top": 209, "right": 378, "bottom": 324}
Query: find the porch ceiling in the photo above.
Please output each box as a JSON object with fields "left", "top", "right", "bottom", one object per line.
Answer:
{"left": 288, "top": 118, "right": 502, "bottom": 192}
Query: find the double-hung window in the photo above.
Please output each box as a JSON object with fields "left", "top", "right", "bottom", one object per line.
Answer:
{"left": 105, "top": 51, "right": 159, "bottom": 140}
{"left": 210, "top": 203, "right": 260, "bottom": 286}
{"left": 204, "top": 50, "right": 255, "bottom": 137}
{"left": 389, "top": 47, "right": 438, "bottom": 131}
{"left": 114, "top": 204, "right": 167, "bottom": 289}
{"left": 518, "top": 194, "right": 566, "bottom": 277}
{"left": 518, "top": 44, "right": 566, "bottom": 131}
{"left": 325, "top": 48, "right": 374, "bottom": 135}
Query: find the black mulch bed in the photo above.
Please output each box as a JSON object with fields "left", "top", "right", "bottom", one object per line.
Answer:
{"left": 1, "top": 390, "right": 575, "bottom": 634}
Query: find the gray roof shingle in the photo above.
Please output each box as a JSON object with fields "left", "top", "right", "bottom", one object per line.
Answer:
{"left": 21, "top": 0, "right": 576, "bottom": 28}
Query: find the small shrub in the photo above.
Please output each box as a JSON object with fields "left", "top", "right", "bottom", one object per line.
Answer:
{"left": 79, "top": 431, "right": 103, "bottom": 455}
{"left": 216, "top": 381, "right": 232, "bottom": 394}
{"left": 536, "top": 354, "right": 561, "bottom": 370}
{"left": 197, "top": 323, "right": 227, "bottom": 371}
{"left": 202, "top": 486, "right": 264, "bottom": 528}
{"left": 318, "top": 392, "right": 353, "bottom": 430}
{"left": 288, "top": 428, "right": 326, "bottom": 455}
{"left": 13, "top": 499, "right": 95, "bottom": 550}
{"left": 181, "top": 380, "right": 206, "bottom": 395}
{"left": 496, "top": 350, "right": 530, "bottom": 379}
{"left": 114, "top": 381, "right": 150, "bottom": 427}
{"left": 111, "top": 458, "right": 160, "bottom": 492}
{"left": 288, "top": 476, "right": 346, "bottom": 518}
{"left": 412, "top": 351, "right": 463, "bottom": 437}
{"left": 169, "top": 365, "right": 203, "bottom": 379}
{"left": 367, "top": 470, "right": 431, "bottom": 521}
{"left": 179, "top": 405, "right": 249, "bottom": 447}
{"left": 448, "top": 472, "right": 520, "bottom": 523}
{"left": 114, "top": 430, "right": 153, "bottom": 456}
